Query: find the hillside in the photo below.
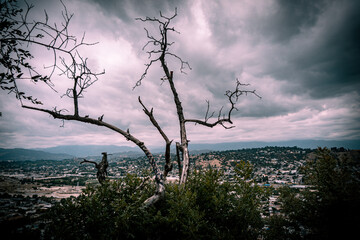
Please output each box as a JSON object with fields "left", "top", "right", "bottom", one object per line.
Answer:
{"left": 0, "top": 148, "right": 73, "bottom": 161}
{"left": 34, "top": 145, "right": 141, "bottom": 157}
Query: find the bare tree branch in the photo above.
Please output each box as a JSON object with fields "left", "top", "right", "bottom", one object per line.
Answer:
{"left": 22, "top": 103, "right": 165, "bottom": 206}
{"left": 80, "top": 159, "right": 98, "bottom": 166}
{"left": 138, "top": 96, "right": 173, "bottom": 177}
{"left": 134, "top": 8, "right": 191, "bottom": 89}
{"left": 0, "top": 0, "right": 103, "bottom": 106}
{"left": 58, "top": 52, "right": 104, "bottom": 116}
{"left": 185, "top": 80, "right": 261, "bottom": 129}
{"left": 136, "top": 9, "right": 192, "bottom": 184}
{"left": 80, "top": 152, "right": 109, "bottom": 185}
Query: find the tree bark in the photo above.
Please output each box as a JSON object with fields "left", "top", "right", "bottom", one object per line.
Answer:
{"left": 162, "top": 68, "right": 190, "bottom": 184}
{"left": 176, "top": 142, "right": 182, "bottom": 179}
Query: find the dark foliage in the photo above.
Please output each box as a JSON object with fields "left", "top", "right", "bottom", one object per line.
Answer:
{"left": 0, "top": 0, "right": 47, "bottom": 104}
{"left": 44, "top": 163, "right": 268, "bottom": 240}
{"left": 5, "top": 149, "right": 359, "bottom": 239}
{"left": 265, "top": 148, "right": 360, "bottom": 240}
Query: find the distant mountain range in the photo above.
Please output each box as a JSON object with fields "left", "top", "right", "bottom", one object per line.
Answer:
{"left": 0, "top": 148, "right": 73, "bottom": 161}
{"left": 33, "top": 140, "right": 360, "bottom": 158}
{"left": 1, "top": 139, "right": 359, "bottom": 161}
{"left": 34, "top": 145, "right": 140, "bottom": 158}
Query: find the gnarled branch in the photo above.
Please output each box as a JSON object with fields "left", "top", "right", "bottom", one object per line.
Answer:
{"left": 136, "top": 9, "right": 192, "bottom": 184}
{"left": 0, "top": 0, "right": 104, "bottom": 108}
{"left": 185, "top": 80, "right": 261, "bottom": 129}
{"left": 138, "top": 96, "right": 173, "bottom": 177}
{"left": 80, "top": 152, "right": 109, "bottom": 185}
{"left": 22, "top": 102, "right": 165, "bottom": 206}
{"left": 80, "top": 159, "right": 98, "bottom": 166}
{"left": 134, "top": 8, "right": 191, "bottom": 89}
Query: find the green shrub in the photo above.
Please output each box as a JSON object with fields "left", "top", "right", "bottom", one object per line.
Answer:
{"left": 45, "top": 164, "right": 269, "bottom": 240}
{"left": 265, "top": 148, "right": 360, "bottom": 240}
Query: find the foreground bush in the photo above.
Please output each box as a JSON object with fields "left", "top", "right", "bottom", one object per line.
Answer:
{"left": 44, "top": 163, "right": 269, "bottom": 240}
{"left": 45, "top": 148, "right": 360, "bottom": 239}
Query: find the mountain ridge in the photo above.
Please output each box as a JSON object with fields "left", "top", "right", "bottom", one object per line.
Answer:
{"left": 0, "top": 148, "right": 73, "bottom": 161}
{"left": 34, "top": 139, "right": 360, "bottom": 157}
{"left": 1, "top": 139, "right": 359, "bottom": 160}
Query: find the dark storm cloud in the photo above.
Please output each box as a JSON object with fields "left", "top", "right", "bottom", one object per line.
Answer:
{"left": 87, "top": 0, "right": 185, "bottom": 22}
{"left": 266, "top": 0, "right": 326, "bottom": 42}
{"left": 2, "top": 0, "right": 359, "bottom": 148}
{"left": 201, "top": 0, "right": 326, "bottom": 47}
{"left": 202, "top": 0, "right": 360, "bottom": 101}
{"left": 266, "top": 0, "right": 360, "bottom": 99}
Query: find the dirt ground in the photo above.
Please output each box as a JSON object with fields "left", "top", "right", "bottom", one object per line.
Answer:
{"left": 0, "top": 176, "right": 84, "bottom": 198}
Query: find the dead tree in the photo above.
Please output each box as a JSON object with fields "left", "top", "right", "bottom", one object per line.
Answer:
{"left": 8, "top": 1, "right": 165, "bottom": 207}
{"left": 135, "top": 9, "right": 260, "bottom": 184}
{"left": 80, "top": 152, "right": 109, "bottom": 184}
{"left": 5, "top": 2, "right": 260, "bottom": 206}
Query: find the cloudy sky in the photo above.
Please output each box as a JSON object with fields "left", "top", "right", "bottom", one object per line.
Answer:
{"left": 1, "top": 0, "right": 359, "bottom": 149}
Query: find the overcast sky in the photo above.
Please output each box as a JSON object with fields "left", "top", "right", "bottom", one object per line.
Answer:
{"left": 1, "top": 0, "right": 359, "bottom": 149}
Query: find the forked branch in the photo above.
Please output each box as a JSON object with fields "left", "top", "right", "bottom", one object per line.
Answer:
{"left": 0, "top": 0, "right": 103, "bottom": 107}
{"left": 134, "top": 8, "right": 191, "bottom": 89}
{"left": 138, "top": 96, "right": 173, "bottom": 177}
{"left": 22, "top": 103, "right": 165, "bottom": 206}
{"left": 136, "top": 9, "right": 192, "bottom": 184}
{"left": 185, "top": 80, "right": 261, "bottom": 129}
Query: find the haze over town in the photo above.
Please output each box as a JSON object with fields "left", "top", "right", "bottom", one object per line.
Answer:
{"left": 1, "top": 0, "right": 359, "bottom": 149}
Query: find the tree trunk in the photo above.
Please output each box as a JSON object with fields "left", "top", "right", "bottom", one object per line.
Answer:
{"left": 80, "top": 152, "right": 109, "bottom": 185}
{"left": 165, "top": 71, "right": 190, "bottom": 184}
{"left": 180, "top": 144, "right": 190, "bottom": 184}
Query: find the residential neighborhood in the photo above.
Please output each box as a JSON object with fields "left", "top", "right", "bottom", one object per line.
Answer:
{"left": 0, "top": 146, "right": 357, "bottom": 235}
